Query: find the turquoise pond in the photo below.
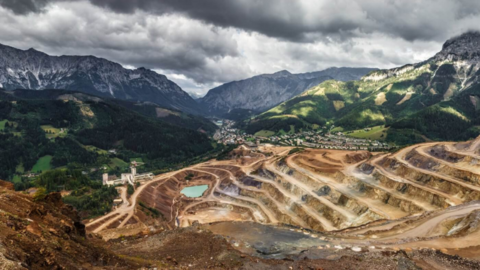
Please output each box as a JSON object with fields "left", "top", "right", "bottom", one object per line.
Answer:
{"left": 181, "top": 185, "right": 209, "bottom": 198}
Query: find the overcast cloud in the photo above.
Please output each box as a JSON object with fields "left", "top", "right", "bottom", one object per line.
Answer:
{"left": 0, "top": 0, "right": 479, "bottom": 94}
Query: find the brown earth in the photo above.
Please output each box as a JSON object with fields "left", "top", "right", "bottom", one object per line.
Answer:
{"left": 85, "top": 137, "right": 480, "bottom": 253}
{"left": 3, "top": 136, "right": 480, "bottom": 269}
{"left": 0, "top": 180, "right": 140, "bottom": 269}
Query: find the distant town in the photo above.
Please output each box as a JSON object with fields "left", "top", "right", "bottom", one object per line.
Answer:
{"left": 213, "top": 119, "right": 392, "bottom": 151}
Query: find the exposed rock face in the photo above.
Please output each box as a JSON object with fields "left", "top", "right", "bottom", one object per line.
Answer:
{"left": 0, "top": 43, "right": 203, "bottom": 114}
{"left": 364, "top": 31, "right": 480, "bottom": 84}
{"left": 199, "top": 67, "right": 376, "bottom": 117}
{"left": 435, "top": 31, "right": 480, "bottom": 62}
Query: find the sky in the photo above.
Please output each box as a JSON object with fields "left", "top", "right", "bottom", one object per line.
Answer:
{"left": 1, "top": 0, "right": 480, "bottom": 95}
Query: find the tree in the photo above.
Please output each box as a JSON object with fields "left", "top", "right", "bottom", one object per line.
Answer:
{"left": 33, "top": 187, "right": 47, "bottom": 201}
{"left": 127, "top": 184, "right": 134, "bottom": 195}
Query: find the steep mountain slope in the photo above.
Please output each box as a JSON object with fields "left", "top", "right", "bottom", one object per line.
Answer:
{"left": 247, "top": 32, "right": 480, "bottom": 144}
{"left": 0, "top": 44, "right": 203, "bottom": 115}
{"left": 5, "top": 89, "right": 217, "bottom": 135}
{"left": 111, "top": 99, "right": 217, "bottom": 134}
{"left": 0, "top": 89, "right": 214, "bottom": 186}
{"left": 199, "top": 67, "right": 376, "bottom": 118}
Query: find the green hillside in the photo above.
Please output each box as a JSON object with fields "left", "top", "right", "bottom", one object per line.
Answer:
{"left": 7, "top": 89, "right": 218, "bottom": 135}
{"left": 0, "top": 89, "right": 218, "bottom": 190}
{"left": 109, "top": 99, "right": 217, "bottom": 134}
{"left": 243, "top": 60, "right": 480, "bottom": 145}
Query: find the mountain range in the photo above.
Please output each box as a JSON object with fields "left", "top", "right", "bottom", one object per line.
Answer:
{"left": 198, "top": 67, "right": 376, "bottom": 118}
{"left": 2, "top": 31, "right": 480, "bottom": 146}
{"left": 244, "top": 31, "right": 480, "bottom": 144}
{"left": 0, "top": 43, "right": 376, "bottom": 118}
{"left": 0, "top": 44, "right": 203, "bottom": 115}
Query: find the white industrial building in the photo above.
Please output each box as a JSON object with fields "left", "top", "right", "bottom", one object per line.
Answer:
{"left": 103, "top": 162, "right": 153, "bottom": 186}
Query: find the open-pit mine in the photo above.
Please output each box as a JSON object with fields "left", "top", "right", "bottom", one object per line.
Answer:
{"left": 85, "top": 136, "right": 480, "bottom": 267}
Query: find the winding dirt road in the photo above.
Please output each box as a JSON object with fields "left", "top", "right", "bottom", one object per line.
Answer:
{"left": 86, "top": 172, "right": 174, "bottom": 233}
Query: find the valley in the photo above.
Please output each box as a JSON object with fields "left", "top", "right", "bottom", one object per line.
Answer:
{"left": 2, "top": 2, "right": 480, "bottom": 268}
{"left": 215, "top": 119, "right": 392, "bottom": 151}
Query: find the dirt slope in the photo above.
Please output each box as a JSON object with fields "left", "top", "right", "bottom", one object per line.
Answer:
{"left": 0, "top": 180, "right": 139, "bottom": 269}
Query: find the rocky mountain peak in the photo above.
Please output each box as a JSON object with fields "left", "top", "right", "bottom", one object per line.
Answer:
{"left": 272, "top": 70, "right": 292, "bottom": 76}
{"left": 259, "top": 70, "right": 293, "bottom": 79}
{"left": 435, "top": 31, "right": 480, "bottom": 61}
{"left": 0, "top": 43, "right": 203, "bottom": 114}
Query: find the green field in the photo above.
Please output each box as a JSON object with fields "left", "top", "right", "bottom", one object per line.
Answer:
{"left": 31, "top": 155, "right": 53, "bottom": 173}
{"left": 345, "top": 126, "right": 389, "bottom": 140}
{"left": 331, "top": 126, "right": 344, "bottom": 133}
{"left": 85, "top": 145, "right": 108, "bottom": 155}
{"left": 130, "top": 158, "right": 144, "bottom": 163}
{"left": 41, "top": 125, "right": 68, "bottom": 139}
{"left": 254, "top": 130, "right": 275, "bottom": 137}
{"left": 12, "top": 175, "right": 21, "bottom": 183}
{"left": 288, "top": 125, "right": 295, "bottom": 134}
{"left": 0, "top": 120, "right": 7, "bottom": 130}
{"left": 15, "top": 163, "right": 25, "bottom": 174}
{"left": 110, "top": 158, "right": 129, "bottom": 169}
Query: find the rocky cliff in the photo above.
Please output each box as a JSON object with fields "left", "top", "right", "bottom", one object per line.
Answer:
{"left": 435, "top": 31, "right": 480, "bottom": 62}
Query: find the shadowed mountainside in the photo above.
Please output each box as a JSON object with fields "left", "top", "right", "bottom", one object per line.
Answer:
{"left": 0, "top": 43, "right": 204, "bottom": 115}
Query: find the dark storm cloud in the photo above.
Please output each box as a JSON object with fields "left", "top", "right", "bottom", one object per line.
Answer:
{"left": 0, "top": 0, "right": 49, "bottom": 14}
{"left": 2, "top": 0, "right": 480, "bottom": 44}
{"left": 86, "top": 0, "right": 480, "bottom": 43}
{"left": 88, "top": 0, "right": 352, "bottom": 42}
